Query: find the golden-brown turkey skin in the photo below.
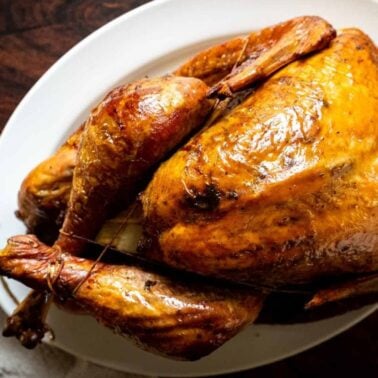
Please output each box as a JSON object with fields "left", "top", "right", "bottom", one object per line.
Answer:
{"left": 175, "top": 16, "right": 335, "bottom": 92}
{"left": 57, "top": 76, "right": 212, "bottom": 253}
{"left": 17, "top": 16, "right": 336, "bottom": 240}
{"left": 212, "top": 16, "right": 335, "bottom": 97}
{"left": 17, "top": 126, "right": 83, "bottom": 240}
{"left": 4, "top": 17, "right": 338, "bottom": 352}
{"left": 0, "top": 235, "right": 263, "bottom": 360}
{"left": 4, "top": 76, "right": 212, "bottom": 348}
{"left": 142, "top": 29, "right": 378, "bottom": 286}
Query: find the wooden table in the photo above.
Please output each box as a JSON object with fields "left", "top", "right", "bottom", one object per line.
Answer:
{"left": 0, "top": 1, "right": 377, "bottom": 377}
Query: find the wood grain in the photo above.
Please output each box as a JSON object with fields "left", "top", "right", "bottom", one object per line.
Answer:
{"left": 0, "top": 0, "right": 150, "bottom": 129}
{"left": 0, "top": 1, "right": 376, "bottom": 377}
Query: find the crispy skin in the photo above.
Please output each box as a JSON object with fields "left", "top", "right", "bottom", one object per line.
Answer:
{"left": 211, "top": 16, "right": 335, "bottom": 97}
{"left": 57, "top": 76, "right": 212, "bottom": 253}
{"left": 7, "top": 20, "right": 373, "bottom": 354}
{"left": 141, "top": 29, "right": 378, "bottom": 285}
{"left": 17, "top": 77, "right": 211, "bottom": 247}
{"left": 175, "top": 16, "right": 335, "bottom": 93}
{"left": 18, "top": 16, "right": 336, "bottom": 238}
{"left": 0, "top": 235, "right": 263, "bottom": 360}
{"left": 17, "top": 126, "right": 83, "bottom": 241}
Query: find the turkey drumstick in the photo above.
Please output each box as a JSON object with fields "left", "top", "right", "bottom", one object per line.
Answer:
{"left": 0, "top": 235, "right": 264, "bottom": 360}
{"left": 4, "top": 75, "right": 212, "bottom": 348}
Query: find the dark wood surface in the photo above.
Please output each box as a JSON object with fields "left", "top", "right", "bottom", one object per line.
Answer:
{"left": 0, "top": 1, "right": 377, "bottom": 377}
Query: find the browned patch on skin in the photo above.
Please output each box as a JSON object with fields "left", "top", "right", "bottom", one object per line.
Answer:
{"left": 184, "top": 184, "right": 222, "bottom": 211}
